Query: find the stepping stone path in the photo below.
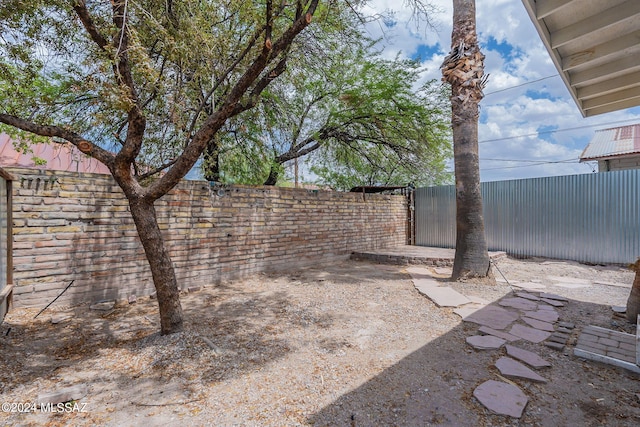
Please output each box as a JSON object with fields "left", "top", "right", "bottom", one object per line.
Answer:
{"left": 467, "top": 335, "right": 506, "bottom": 350}
{"left": 473, "top": 380, "right": 528, "bottom": 418}
{"left": 505, "top": 345, "right": 551, "bottom": 368}
{"left": 495, "top": 357, "right": 548, "bottom": 383}
{"left": 521, "top": 316, "right": 555, "bottom": 332}
{"left": 407, "top": 267, "right": 578, "bottom": 419}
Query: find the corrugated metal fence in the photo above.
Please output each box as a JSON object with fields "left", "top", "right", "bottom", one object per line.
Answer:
{"left": 415, "top": 170, "right": 640, "bottom": 264}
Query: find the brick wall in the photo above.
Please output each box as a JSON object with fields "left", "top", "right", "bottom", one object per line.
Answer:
{"left": 8, "top": 167, "right": 407, "bottom": 307}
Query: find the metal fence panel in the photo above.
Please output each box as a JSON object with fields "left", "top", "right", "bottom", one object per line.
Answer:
{"left": 415, "top": 170, "right": 640, "bottom": 264}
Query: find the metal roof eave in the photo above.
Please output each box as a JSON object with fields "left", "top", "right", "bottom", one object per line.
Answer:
{"left": 521, "top": 0, "right": 585, "bottom": 117}
{"left": 521, "top": 0, "right": 640, "bottom": 117}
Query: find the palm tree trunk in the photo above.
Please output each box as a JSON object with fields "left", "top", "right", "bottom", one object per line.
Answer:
{"left": 442, "top": 0, "right": 491, "bottom": 280}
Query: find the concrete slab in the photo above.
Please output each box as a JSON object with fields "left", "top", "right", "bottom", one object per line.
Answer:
{"left": 467, "top": 295, "right": 491, "bottom": 305}
{"left": 499, "top": 297, "right": 538, "bottom": 311}
{"left": 462, "top": 305, "right": 520, "bottom": 330}
{"left": 495, "top": 357, "right": 548, "bottom": 383}
{"left": 406, "top": 266, "right": 434, "bottom": 278}
{"left": 434, "top": 267, "right": 452, "bottom": 276}
{"left": 454, "top": 304, "right": 487, "bottom": 319}
{"left": 412, "top": 277, "right": 442, "bottom": 293}
{"left": 521, "top": 317, "right": 555, "bottom": 332}
{"left": 593, "top": 280, "right": 631, "bottom": 288}
{"left": 522, "top": 309, "right": 559, "bottom": 323}
{"left": 473, "top": 380, "right": 528, "bottom": 418}
{"left": 509, "top": 324, "right": 552, "bottom": 343}
{"left": 547, "top": 276, "right": 590, "bottom": 284}
{"left": 479, "top": 326, "right": 521, "bottom": 342}
{"left": 351, "top": 245, "right": 507, "bottom": 266}
{"left": 505, "top": 345, "right": 551, "bottom": 368}
{"left": 415, "top": 285, "right": 471, "bottom": 308}
{"left": 554, "top": 282, "right": 590, "bottom": 289}
{"left": 513, "top": 282, "right": 547, "bottom": 291}
{"left": 466, "top": 335, "right": 506, "bottom": 350}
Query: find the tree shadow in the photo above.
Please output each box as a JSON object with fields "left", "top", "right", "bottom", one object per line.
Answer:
{"left": 309, "top": 293, "right": 640, "bottom": 426}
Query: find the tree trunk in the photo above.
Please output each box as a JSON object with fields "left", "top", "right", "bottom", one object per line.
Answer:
{"left": 443, "top": 0, "right": 491, "bottom": 280}
{"left": 203, "top": 141, "right": 221, "bottom": 182}
{"left": 264, "top": 166, "right": 278, "bottom": 186}
{"left": 129, "top": 197, "right": 184, "bottom": 334}
{"left": 627, "top": 259, "right": 640, "bottom": 323}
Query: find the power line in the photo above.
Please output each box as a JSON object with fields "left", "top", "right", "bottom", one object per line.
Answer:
{"left": 480, "top": 160, "right": 582, "bottom": 172}
{"left": 478, "top": 118, "right": 640, "bottom": 144}
{"left": 480, "top": 157, "right": 576, "bottom": 164}
{"left": 484, "top": 75, "right": 558, "bottom": 96}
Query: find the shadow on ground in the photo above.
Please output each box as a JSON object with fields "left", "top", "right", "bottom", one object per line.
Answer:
{"left": 309, "top": 291, "right": 640, "bottom": 427}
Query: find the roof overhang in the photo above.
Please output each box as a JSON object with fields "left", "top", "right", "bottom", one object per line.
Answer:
{"left": 522, "top": 0, "right": 640, "bottom": 117}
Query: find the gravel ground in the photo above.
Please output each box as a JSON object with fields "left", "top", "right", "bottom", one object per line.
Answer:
{"left": 0, "top": 257, "right": 639, "bottom": 426}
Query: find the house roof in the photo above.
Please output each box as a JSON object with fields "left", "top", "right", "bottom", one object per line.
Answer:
{"left": 579, "top": 124, "right": 640, "bottom": 161}
{"left": 522, "top": 0, "right": 640, "bottom": 117}
{"left": 0, "top": 133, "right": 110, "bottom": 174}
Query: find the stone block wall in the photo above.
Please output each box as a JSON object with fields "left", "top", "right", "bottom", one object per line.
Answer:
{"left": 8, "top": 167, "right": 407, "bottom": 307}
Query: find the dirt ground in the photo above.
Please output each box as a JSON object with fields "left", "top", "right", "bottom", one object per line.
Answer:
{"left": 1, "top": 256, "right": 639, "bottom": 426}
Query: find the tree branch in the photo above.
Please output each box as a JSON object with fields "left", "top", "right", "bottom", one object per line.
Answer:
{"left": 0, "top": 113, "right": 115, "bottom": 169}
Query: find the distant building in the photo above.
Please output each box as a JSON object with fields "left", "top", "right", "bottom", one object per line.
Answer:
{"left": 579, "top": 124, "right": 640, "bottom": 172}
{"left": 0, "top": 133, "right": 110, "bottom": 174}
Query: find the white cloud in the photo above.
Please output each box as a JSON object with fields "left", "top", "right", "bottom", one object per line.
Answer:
{"left": 363, "top": 0, "right": 640, "bottom": 182}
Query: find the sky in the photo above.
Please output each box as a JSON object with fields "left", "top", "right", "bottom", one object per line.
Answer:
{"left": 361, "top": 0, "right": 640, "bottom": 182}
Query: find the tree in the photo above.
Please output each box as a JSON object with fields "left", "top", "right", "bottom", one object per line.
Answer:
{"left": 440, "top": 0, "right": 491, "bottom": 280}
{"left": 627, "top": 259, "right": 640, "bottom": 323}
{"left": 0, "top": 0, "right": 325, "bottom": 334}
{"left": 204, "top": 44, "right": 452, "bottom": 188}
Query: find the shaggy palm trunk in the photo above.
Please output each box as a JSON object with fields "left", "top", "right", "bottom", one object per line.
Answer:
{"left": 129, "top": 197, "right": 184, "bottom": 334}
{"left": 627, "top": 259, "right": 640, "bottom": 323}
{"left": 442, "top": 0, "right": 491, "bottom": 280}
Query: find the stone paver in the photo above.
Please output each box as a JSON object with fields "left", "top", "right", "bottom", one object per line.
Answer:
{"left": 505, "top": 345, "right": 551, "bottom": 368}
{"left": 473, "top": 380, "right": 528, "bottom": 418}
{"left": 516, "top": 292, "right": 540, "bottom": 301}
{"left": 539, "top": 293, "right": 568, "bottom": 302}
{"left": 499, "top": 297, "right": 539, "bottom": 311}
{"left": 512, "top": 282, "right": 546, "bottom": 291}
{"left": 466, "top": 335, "right": 506, "bottom": 350}
{"left": 575, "top": 325, "right": 637, "bottom": 365}
{"left": 521, "top": 317, "right": 555, "bottom": 332}
{"left": 416, "top": 285, "right": 471, "bottom": 308}
{"left": 509, "top": 324, "right": 552, "bottom": 343}
{"left": 495, "top": 357, "right": 548, "bottom": 383}
{"left": 540, "top": 298, "right": 565, "bottom": 307}
{"left": 478, "top": 326, "right": 521, "bottom": 342}
{"left": 463, "top": 305, "right": 520, "bottom": 330}
{"left": 522, "top": 309, "right": 559, "bottom": 323}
